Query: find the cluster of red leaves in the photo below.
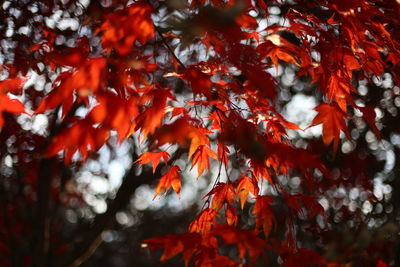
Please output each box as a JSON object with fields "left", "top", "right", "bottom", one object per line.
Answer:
{"left": 144, "top": 225, "right": 267, "bottom": 266}
{"left": 1, "top": 0, "right": 398, "bottom": 266}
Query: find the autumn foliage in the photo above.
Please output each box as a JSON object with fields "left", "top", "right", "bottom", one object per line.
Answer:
{"left": 1, "top": 0, "right": 400, "bottom": 266}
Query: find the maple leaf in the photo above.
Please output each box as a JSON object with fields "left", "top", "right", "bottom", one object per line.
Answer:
{"left": 34, "top": 70, "right": 74, "bottom": 115}
{"left": 273, "top": 110, "right": 302, "bottom": 131}
{"left": 258, "top": 35, "right": 301, "bottom": 74}
{"left": 0, "top": 94, "right": 26, "bottom": 128}
{"left": 283, "top": 192, "right": 325, "bottom": 221}
{"left": 135, "top": 151, "right": 169, "bottom": 173}
{"left": 46, "top": 119, "right": 109, "bottom": 164}
{"left": 153, "top": 165, "right": 181, "bottom": 200}
{"left": 208, "top": 109, "right": 227, "bottom": 131}
{"left": 235, "top": 11, "right": 258, "bottom": 30}
{"left": 144, "top": 229, "right": 236, "bottom": 266}
{"left": 0, "top": 77, "right": 28, "bottom": 94}
{"left": 264, "top": 113, "right": 301, "bottom": 141}
{"left": 357, "top": 105, "right": 381, "bottom": 139}
{"left": 135, "top": 88, "right": 173, "bottom": 140}
{"left": 168, "top": 106, "right": 187, "bottom": 119}
{"left": 88, "top": 91, "right": 138, "bottom": 142}
{"left": 264, "top": 141, "right": 328, "bottom": 176}
{"left": 288, "top": 194, "right": 324, "bottom": 219}
{"left": 225, "top": 204, "right": 237, "bottom": 226}
{"left": 377, "top": 259, "right": 389, "bottom": 267}
{"left": 191, "top": 145, "right": 217, "bottom": 177}
{"left": 217, "top": 142, "right": 230, "bottom": 168}
{"left": 310, "top": 103, "right": 351, "bottom": 154}
{"left": 35, "top": 58, "right": 107, "bottom": 116}
{"left": 152, "top": 116, "right": 211, "bottom": 158}
{"left": 69, "top": 58, "right": 107, "bottom": 95}
{"left": 204, "top": 182, "right": 235, "bottom": 211}
{"left": 143, "top": 232, "right": 201, "bottom": 263}
{"left": 44, "top": 37, "right": 90, "bottom": 68}
{"left": 326, "top": 73, "right": 355, "bottom": 112}
{"left": 236, "top": 173, "right": 259, "bottom": 209}
{"left": 187, "top": 128, "right": 213, "bottom": 160}
{"left": 221, "top": 114, "right": 268, "bottom": 162}
{"left": 243, "top": 66, "right": 277, "bottom": 101}
{"left": 0, "top": 77, "right": 28, "bottom": 127}
{"left": 212, "top": 225, "right": 267, "bottom": 262}
{"left": 342, "top": 52, "right": 361, "bottom": 70}
{"left": 250, "top": 159, "right": 273, "bottom": 182}
{"left": 189, "top": 208, "right": 218, "bottom": 234}
{"left": 181, "top": 66, "right": 213, "bottom": 100}
{"left": 97, "top": 0, "right": 155, "bottom": 55}
{"left": 253, "top": 196, "right": 274, "bottom": 238}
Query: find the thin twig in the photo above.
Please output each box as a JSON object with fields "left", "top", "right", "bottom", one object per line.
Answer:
{"left": 155, "top": 26, "right": 187, "bottom": 70}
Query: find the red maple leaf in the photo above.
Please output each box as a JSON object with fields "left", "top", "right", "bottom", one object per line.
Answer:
{"left": 191, "top": 145, "right": 218, "bottom": 177}
{"left": 310, "top": 103, "right": 351, "bottom": 154}
{"left": 236, "top": 173, "right": 259, "bottom": 209}
{"left": 0, "top": 94, "right": 26, "bottom": 128}
{"left": 97, "top": 0, "right": 155, "bottom": 55}
{"left": 153, "top": 165, "right": 181, "bottom": 199}
{"left": 204, "top": 182, "right": 235, "bottom": 211}
{"left": 253, "top": 196, "right": 275, "bottom": 238}
{"left": 135, "top": 151, "right": 170, "bottom": 173}
{"left": 189, "top": 208, "right": 218, "bottom": 234}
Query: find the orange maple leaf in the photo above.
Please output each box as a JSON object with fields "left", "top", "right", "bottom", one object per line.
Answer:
{"left": 153, "top": 165, "right": 181, "bottom": 200}
{"left": 189, "top": 208, "right": 218, "bottom": 234}
{"left": 310, "top": 103, "right": 351, "bottom": 154}
{"left": 188, "top": 128, "right": 212, "bottom": 160}
{"left": 258, "top": 36, "right": 301, "bottom": 74}
{"left": 236, "top": 173, "right": 259, "bottom": 209}
{"left": 204, "top": 182, "right": 235, "bottom": 211}
{"left": 225, "top": 204, "right": 237, "bottom": 226}
{"left": 217, "top": 142, "right": 230, "bottom": 168}
{"left": 191, "top": 145, "right": 217, "bottom": 177}
{"left": 135, "top": 151, "right": 170, "bottom": 173}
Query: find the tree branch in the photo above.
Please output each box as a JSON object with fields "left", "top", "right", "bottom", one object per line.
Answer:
{"left": 59, "top": 164, "right": 156, "bottom": 267}
{"left": 58, "top": 146, "right": 186, "bottom": 267}
{"left": 32, "top": 158, "right": 54, "bottom": 267}
{"left": 155, "top": 26, "right": 187, "bottom": 70}
{"left": 33, "top": 103, "right": 84, "bottom": 267}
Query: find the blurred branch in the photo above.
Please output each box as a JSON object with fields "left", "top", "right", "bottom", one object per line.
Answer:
{"left": 58, "top": 160, "right": 156, "bottom": 267}
{"left": 32, "top": 105, "right": 61, "bottom": 267}
{"left": 32, "top": 103, "right": 84, "bottom": 267}
{"left": 33, "top": 159, "right": 54, "bottom": 267}
{"left": 59, "top": 147, "right": 186, "bottom": 267}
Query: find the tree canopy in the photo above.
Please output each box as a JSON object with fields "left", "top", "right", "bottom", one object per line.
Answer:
{"left": 1, "top": 0, "right": 400, "bottom": 266}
